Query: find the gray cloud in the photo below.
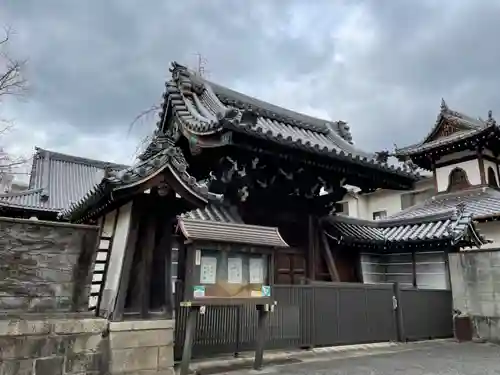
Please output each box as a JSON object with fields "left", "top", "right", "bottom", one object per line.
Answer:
{"left": 1, "top": 0, "right": 500, "bottom": 168}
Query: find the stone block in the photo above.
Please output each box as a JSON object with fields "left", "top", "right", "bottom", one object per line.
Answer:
{"left": 72, "top": 333, "right": 103, "bottom": 353}
{"left": 109, "top": 347, "right": 159, "bottom": 373}
{"left": 0, "top": 335, "right": 55, "bottom": 360}
{"left": 0, "top": 359, "right": 34, "bottom": 375}
{"left": 110, "top": 328, "right": 173, "bottom": 349}
{"left": 65, "top": 352, "right": 103, "bottom": 374}
{"left": 0, "top": 320, "right": 50, "bottom": 337}
{"left": 109, "top": 319, "right": 174, "bottom": 332}
{"left": 34, "top": 356, "right": 64, "bottom": 375}
{"left": 52, "top": 318, "right": 107, "bottom": 335}
{"left": 158, "top": 345, "right": 174, "bottom": 369}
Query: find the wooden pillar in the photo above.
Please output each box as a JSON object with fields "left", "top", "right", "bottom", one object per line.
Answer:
{"left": 307, "top": 215, "right": 316, "bottom": 281}
{"left": 128, "top": 192, "right": 158, "bottom": 318}
{"left": 153, "top": 215, "right": 174, "bottom": 318}
{"left": 319, "top": 230, "right": 340, "bottom": 282}
{"left": 478, "top": 147, "right": 486, "bottom": 185}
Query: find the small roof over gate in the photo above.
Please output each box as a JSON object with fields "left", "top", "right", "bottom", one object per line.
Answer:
{"left": 323, "top": 203, "right": 489, "bottom": 250}
{"left": 178, "top": 218, "right": 289, "bottom": 248}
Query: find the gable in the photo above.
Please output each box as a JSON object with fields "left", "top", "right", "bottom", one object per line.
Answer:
{"left": 426, "top": 118, "right": 469, "bottom": 143}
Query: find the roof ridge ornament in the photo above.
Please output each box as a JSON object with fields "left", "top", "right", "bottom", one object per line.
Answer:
{"left": 440, "top": 98, "right": 448, "bottom": 112}
{"left": 487, "top": 109, "right": 496, "bottom": 126}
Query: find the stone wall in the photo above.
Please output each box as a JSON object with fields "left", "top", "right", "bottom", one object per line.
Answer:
{"left": 0, "top": 217, "right": 175, "bottom": 374}
{"left": 108, "top": 319, "right": 174, "bottom": 375}
{"left": 0, "top": 217, "right": 99, "bottom": 313}
{"left": 0, "top": 317, "right": 107, "bottom": 375}
{"left": 449, "top": 251, "right": 500, "bottom": 341}
{"left": 0, "top": 317, "right": 176, "bottom": 375}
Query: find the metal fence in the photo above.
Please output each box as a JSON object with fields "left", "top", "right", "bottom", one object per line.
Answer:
{"left": 174, "top": 282, "right": 453, "bottom": 360}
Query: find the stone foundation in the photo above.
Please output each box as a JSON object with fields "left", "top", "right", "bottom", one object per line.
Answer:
{"left": 108, "top": 319, "right": 175, "bottom": 375}
{"left": 0, "top": 316, "right": 107, "bottom": 375}
{"left": 0, "top": 317, "right": 175, "bottom": 375}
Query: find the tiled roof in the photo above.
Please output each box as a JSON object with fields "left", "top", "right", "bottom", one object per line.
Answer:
{"left": 388, "top": 186, "right": 500, "bottom": 221}
{"left": 62, "top": 145, "right": 222, "bottom": 222}
{"left": 0, "top": 147, "right": 129, "bottom": 213}
{"left": 395, "top": 100, "right": 496, "bottom": 156}
{"left": 178, "top": 203, "right": 288, "bottom": 247}
{"left": 149, "top": 62, "right": 419, "bottom": 180}
{"left": 181, "top": 203, "right": 243, "bottom": 223}
{"left": 179, "top": 218, "right": 289, "bottom": 248}
{"left": 324, "top": 204, "right": 489, "bottom": 249}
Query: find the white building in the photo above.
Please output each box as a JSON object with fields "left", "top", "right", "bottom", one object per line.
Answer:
{"left": 331, "top": 100, "right": 500, "bottom": 288}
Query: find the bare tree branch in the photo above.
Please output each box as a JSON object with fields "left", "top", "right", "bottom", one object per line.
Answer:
{"left": 127, "top": 104, "right": 160, "bottom": 137}
{"left": 0, "top": 26, "right": 30, "bottom": 190}
{"left": 0, "top": 27, "right": 27, "bottom": 98}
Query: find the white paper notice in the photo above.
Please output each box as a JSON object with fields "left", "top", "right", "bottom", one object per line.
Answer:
{"left": 227, "top": 257, "right": 243, "bottom": 284}
{"left": 249, "top": 258, "right": 264, "bottom": 284}
{"left": 200, "top": 256, "right": 217, "bottom": 284}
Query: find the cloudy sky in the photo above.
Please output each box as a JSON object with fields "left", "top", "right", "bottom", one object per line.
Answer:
{"left": 2, "top": 0, "right": 500, "bottom": 173}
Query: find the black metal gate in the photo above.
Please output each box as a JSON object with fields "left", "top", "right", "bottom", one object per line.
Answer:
{"left": 174, "top": 283, "right": 453, "bottom": 360}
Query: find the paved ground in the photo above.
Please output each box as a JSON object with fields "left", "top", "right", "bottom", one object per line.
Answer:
{"left": 222, "top": 341, "right": 500, "bottom": 375}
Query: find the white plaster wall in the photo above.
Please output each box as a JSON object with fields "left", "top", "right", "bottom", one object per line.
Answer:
{"left": 484, "top": 160, "right": 499, "bottom": 184}
{"left": 342, "top": 177, "right": 435, "bottom": 220}
{"left": 435, "top": 159, "right": 481, "bottom": 192}
{"left": 101, "top": 202, "right": 133, "bottom": 313}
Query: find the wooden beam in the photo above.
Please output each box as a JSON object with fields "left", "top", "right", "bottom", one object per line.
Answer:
{"left": 319, "top": 230, "right": 340, "bottom": 282}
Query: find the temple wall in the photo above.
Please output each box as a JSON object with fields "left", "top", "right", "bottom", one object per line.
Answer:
{"left": 449, "top": 250, "right": 500, "bottom": 342}
{"left": 0, "top": 217, "right": 99, "bottom": 313}
{"left": 0, "top": 215, "right": 176, "bottom": 375}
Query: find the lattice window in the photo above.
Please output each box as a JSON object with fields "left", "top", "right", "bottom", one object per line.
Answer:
{"left": 447, "top": 168, "right": 471, "bottom": 191}
{"left": 434, "top": 123, "right": 458, "bottom": 140}
{"left": 488, "top": 167, "right": 498, "bottom": 188}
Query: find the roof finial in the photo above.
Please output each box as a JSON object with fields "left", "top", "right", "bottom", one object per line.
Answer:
{"left": 440, "top": 98, "right": 448, "bottom": 112}
{"left": 487, "top": 109, "right": 496, "bottom": 125}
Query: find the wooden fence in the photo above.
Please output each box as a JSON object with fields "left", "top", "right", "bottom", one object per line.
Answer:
{"left": 174, "top": 282, "right": 453, "bottom": 359}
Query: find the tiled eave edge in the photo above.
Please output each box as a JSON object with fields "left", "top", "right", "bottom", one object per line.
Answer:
{"left": 61, "top": 146, "right": 222, "bottom": 223}
{"left": 178, "top": 217, "right": 289, "bottom": 248}
{"left": 394, "top": 124, "right": 497, "bottom": 158}
{"left": 322, "top": 204, "right": 490, "bottom": 249}
{"left": 158, "top": 62, "right": 419, "bottom": 181}
{"left": 0, "top": 188, "right": 59, "bottom": 212}
{"left": 223, "top": 121, "right": 420, "bottom": 181}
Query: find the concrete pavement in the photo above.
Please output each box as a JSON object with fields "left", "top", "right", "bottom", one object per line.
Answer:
{"left": 209, "top": 340, "right": 500, "bottom": 375}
